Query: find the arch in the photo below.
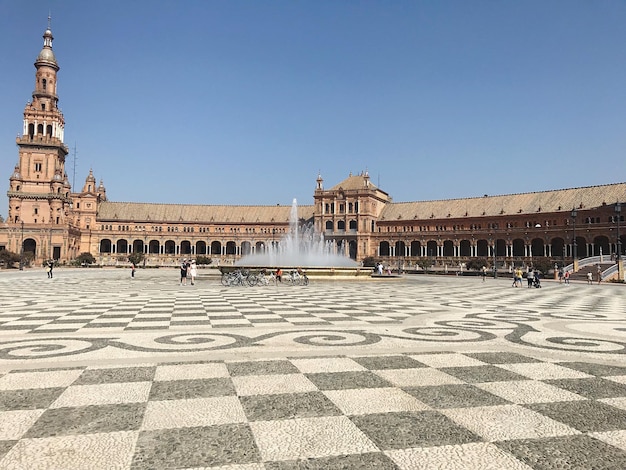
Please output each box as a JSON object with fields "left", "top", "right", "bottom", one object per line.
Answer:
{"left": 593, "top": 236, "right": 610, "bottom": 256}
{"left": 37, "top": 124, "right": 44, "bottom": 135}
{"left": 46, "top": 125, "right": 52, "bottom": 137}
{"left": 459, "top": 239, "right": 471, "bottom": 257}
{"left": 132, "top": 239, "right": 144, "bottom": 254}
{"left": 99, "top": 239, "right": 112, "bottom": 253}
{"left": 495, "top": 239, "right": 506, "bottom": 257}
{"left": 476, "top": 239, "right": 489, "bottom": 257}
{"left": 23, "top": 238, "right": 37, "bottom": 258}
{"left": 349, "top": 240, "right": 357, "bottom": 259}
{"left": 210, "top": 241, "right": 221, "bottom": 255}
{"left": 349, "top": 219, "right": 357, "bottom": 230}
{"left": 443, "top": 240, "right": 454, "bottom": 257}
{"left": 512, "top": 238, "right": 525, "bottom": 257}
{"left": 148, "top": 240, "right": 160, "bottom": 254}
{"left": 180, "top": 240, "right": 191, "bottom": 255}
{"left": 255, "top": 241, "right": 265, "bottom": 253}
{"left": 410, "top": 240, "right": 421, "bottom": 257}
{"left": 195, "top": 241, "right": 207, "bottom": 255}
{"left": 325, "top": 221, "right": 333, "bottom": 231}
{"left": 225, "top": 241, "right": 236, "bottom": 255}
{"left": 28, "top": 123, "right": 35, "bottom": 138}
{"left": 426, "top": 240, "right": 438, "bottom": 257}
{"left": 116, "top": 239, "right": 129, "bottom": 254}
{"left": 531, "top": 238, "right": 545, "bottom": 257}
{"left": 395, "top": 240, "right": 406, "bottom": 257}
{"left": 337, "top": 220, "right": 345, "bottom": 230}
{"left": 164, "top": 240, "right": 176, "bottom": 254}
{"left": 551, "top": 237, "right": 566, "bottom": 259}
{"left": 241, "top": 241, "right": 252, "bottom": 256}
{"left": 379, "top": 241, "right": 390, "bottom": 256}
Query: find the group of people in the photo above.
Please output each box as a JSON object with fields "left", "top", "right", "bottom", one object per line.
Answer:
{"left": 180, "top": 259, "right": 198, "bottom": 285}
{"left": 511, "top": 267, "right": 541, "bottom": 288}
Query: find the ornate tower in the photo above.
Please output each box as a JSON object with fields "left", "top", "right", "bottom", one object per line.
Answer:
{"left": 8, "top": 18, "right": 70, "bottom": 226}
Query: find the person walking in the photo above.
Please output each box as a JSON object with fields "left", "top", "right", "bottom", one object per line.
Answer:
{"left": 131, "top": 262, "right": 136, "bottom": 278}
{"left": 596, "top": 264, "right": 602, "bottom": 284}
{"left": 564, "top": 270, "right": 570, "bottom": 285}
{"left": 587, "top": 271, "right": 593, "bottom": 285}
{"left": 189, "top": 260, "right": 197, "bottom": 285}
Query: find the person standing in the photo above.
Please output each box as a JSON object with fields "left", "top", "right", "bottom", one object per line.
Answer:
{"left": 131, "top": 262, "right": 136, "bottom": 278}
{"left": 564, "top": 270, "right": 570, "bottom": 285}
{"left": 46, "top": 260, "right": 54, "bottom": 278}
{"left": 189, "top": 260, "right": 197, "bottom": 285}
{"left": 596, "top": 264, "right": 602, "bottom": 284}
{"left": 587, "top": 272, "right": 593, "bottom": 285}
{"left": 180, "top": 259, "right": 189, "bottom": 285}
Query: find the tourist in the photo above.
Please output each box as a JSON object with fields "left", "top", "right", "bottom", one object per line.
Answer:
{"left": 596, "top": 264, "right": 602, "bottom": 284}
{"left": 564, "top": 270, "right": 570, "bottom": 284}
{"left": 527, "top": 270, "right": 534, "bottom": 288}
{"left": 275, "top": 267, "right": 283, "bottom": 283}
{"left": 189, "top": 260, "right": 197, "bottom": 285}
{"left": 180, "top": 259, "right": 189, "bottom": 285}
{"left": 131, "top": 262, "right": 136, "bottom": 278}
{"left": 587, "top": 272, "right": 593, "bottom": 284}
{"left": 558, "top": 267, "right": 564, "bottom": 284}
{"left": 46, "top": 260, "right": 54, "bottom": 279}
{"left": 481, "top": 266, "right": 487, "bottom": 281}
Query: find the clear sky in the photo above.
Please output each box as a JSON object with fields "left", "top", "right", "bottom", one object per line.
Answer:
{"left": 1, "top": 1, "right": 625, "bottom": 214}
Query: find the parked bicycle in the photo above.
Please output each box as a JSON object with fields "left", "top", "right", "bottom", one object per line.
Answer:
{"left": 288, "top": 269, "right": 309, "bottom": 286}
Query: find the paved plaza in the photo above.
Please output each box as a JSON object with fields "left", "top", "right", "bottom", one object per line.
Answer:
{"left": 0, "top": 267, "right": 624, "bottom": 469}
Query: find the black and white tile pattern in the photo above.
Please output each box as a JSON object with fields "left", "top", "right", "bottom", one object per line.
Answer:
{"left": 0, "top": 268, "right": 624, "bottom": 468}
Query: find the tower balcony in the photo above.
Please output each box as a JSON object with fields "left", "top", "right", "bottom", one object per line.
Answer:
{"left": 16, "top": 134, "right": 69, "bottom": 153}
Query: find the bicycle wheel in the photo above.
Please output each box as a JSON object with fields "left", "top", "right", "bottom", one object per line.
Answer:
{"left": 301, "top": 275, "right": 309, "bottom": 286}
{"left": 221, "top": 273, "right": 230, "bottom": 286}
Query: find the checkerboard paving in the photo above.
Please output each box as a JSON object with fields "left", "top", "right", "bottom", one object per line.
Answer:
{"left": 1, "top": 351, "right": 625, "bottom": 469}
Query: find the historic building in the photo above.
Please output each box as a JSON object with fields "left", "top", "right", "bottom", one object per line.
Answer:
{"left": 1, "top": 24, "right": 625, "bottom": 274}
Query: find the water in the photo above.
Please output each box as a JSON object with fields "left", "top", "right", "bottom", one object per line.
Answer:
{"left": 236, "top": 199, "right": 358, "bottom": 267}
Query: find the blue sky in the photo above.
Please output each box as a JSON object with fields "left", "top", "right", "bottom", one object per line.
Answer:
{"left": 1, "top": 1, "right": 625, "bottom": 213}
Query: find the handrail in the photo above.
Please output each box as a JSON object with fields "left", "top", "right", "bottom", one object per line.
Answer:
{"left": 564, "top": 255, "right": 615, "bottom": 273}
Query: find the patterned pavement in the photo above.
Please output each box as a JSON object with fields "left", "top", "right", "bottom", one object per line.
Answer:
{"left": 0, "top": 268, "right": 625, "bottom": 469}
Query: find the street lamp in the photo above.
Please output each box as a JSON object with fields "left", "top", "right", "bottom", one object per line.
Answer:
{"left": 615, "top": 202, "right": 622, "bottom": 260}
{"left": 571, "top": 208, "right": 578, "bottom": 271}
{"left": 19, "top": 221, "right": 24, "bottom": 270}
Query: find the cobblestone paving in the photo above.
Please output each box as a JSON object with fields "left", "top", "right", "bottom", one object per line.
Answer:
{"left": 0, "top": 268, "right": 624, "bottom": 469}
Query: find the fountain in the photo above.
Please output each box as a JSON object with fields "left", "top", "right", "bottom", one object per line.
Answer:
{"left": 233, "top": 199, "right": 367, "bottom": 277}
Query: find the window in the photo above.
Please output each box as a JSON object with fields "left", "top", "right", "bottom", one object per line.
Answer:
{"left": 34, "top": 163, "right": 42, "bottom": 172}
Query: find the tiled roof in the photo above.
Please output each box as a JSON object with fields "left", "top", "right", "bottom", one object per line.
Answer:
{"left": 379, "top": 182, "right": 626, "bottom": 221}
{"left": 329, "top": 173, "right": 385, "bottom": 193}
{"left": 97, "top": 202, "right": 315, "bottom": 224}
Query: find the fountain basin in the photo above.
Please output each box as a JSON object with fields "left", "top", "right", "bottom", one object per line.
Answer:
{"left": 220, "top": 266, "right": 372, "bottom": 279}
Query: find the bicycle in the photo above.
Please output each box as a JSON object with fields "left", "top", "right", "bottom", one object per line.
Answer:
{"left": 288, "top": 269, "right": 309, "bottom": 286}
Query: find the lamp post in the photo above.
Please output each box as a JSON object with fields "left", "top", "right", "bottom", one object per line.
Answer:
{"left": 571, "top": 208, "right": 578, "bottom": 272}
{"left": 616, "top": 202, "right": 622, "bottom": 260}
{"left": 616, "top": 202, "right": 624, "bottom": 281}
{"left": 143, "top": 227, "right": 147, "bottom": 268}
{"left": 19, "top": 221, "right": 24, "bottom": 270}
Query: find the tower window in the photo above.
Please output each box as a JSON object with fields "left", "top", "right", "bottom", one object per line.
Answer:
{"left": 34, "top": 163, "right": 42, "bottom": 172}
{"left": 42, "top": 79, "right": 47, "bottom": 90}
{"left": 41, "top": 104, "right": 46, "bottom": 111}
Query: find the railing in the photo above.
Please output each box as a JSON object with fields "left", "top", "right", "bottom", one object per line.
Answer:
{"left": 564, "top": 255, "right": 615, "bottom": 273}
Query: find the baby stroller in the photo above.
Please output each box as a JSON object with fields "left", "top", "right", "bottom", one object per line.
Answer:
{"left": 532, "top": 272, "right": 542, "bottom": 288}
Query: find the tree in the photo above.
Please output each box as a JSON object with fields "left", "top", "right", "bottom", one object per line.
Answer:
{"left": 465, "top": 258, "right": 488, "bottom": 271}
{"left": 195, "top": 255, "right": 212, "bottom": 266}
{"left": 128, "top": 252, "right": 144, "bottom": 266}
{"left": 416, "top": 258, "right": 433, "bottom": 271}
{"left": 0, "top": 250, "right": 20, "bottom": 268}
{"left": 75, "top": 252, "right": 96, "bottom": 266}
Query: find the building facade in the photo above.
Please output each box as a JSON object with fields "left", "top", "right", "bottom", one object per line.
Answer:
{"left": 1, "top": 25, "right": 625, "bottom": 272}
